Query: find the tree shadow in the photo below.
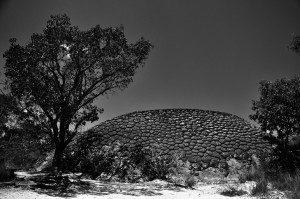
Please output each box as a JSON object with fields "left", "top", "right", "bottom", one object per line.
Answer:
{"left": 28, "top": 176, "right": 186, "bottom": 198}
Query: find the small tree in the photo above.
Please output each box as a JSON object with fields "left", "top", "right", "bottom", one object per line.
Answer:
{"left": 250, "top": 76, "right": 300, "bottom": 169}
{"left": 3, "top": 14, "right": 152, "bottom": 172}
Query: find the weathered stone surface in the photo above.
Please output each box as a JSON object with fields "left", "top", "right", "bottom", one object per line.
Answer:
{"left": 79, "top": 109, "right": 272, "bottom": 169}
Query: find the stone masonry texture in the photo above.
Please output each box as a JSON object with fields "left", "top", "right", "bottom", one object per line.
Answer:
{"left": 79, "top": 109, "right": 272, "bottom": 169}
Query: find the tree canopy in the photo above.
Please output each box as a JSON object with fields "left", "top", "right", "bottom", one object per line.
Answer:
{"left": 3, "top": 14, "right": 152, "bottom": 171}
{"left": 250, "top": 76, "right": 300, "bottom": 139}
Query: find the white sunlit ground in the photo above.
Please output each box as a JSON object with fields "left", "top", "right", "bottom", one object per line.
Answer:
{"left": 0, "top": 171, "right": 287, "bottom": 199}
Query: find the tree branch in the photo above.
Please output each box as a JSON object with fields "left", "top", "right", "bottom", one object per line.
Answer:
{"left": 77, "top": 70, "right": 119, "bottom": 105}
{"left": 41, "top": 61, "right": 63, "bottom": 94}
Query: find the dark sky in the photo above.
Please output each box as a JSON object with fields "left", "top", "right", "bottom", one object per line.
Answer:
{"left": 0, "top": 0, "right": 300, "bottom": 129}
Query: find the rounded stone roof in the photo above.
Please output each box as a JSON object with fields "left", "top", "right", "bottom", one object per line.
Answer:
{"left": 79, "top": 109, "right": 271, "bottom": 169}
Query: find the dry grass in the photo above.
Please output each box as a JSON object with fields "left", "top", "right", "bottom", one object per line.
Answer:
{"left": 220, "top": 184, "right": 247, "bottom": 197}
{"left": 241, "top": 159, "right": 300, "bottom": 199}
{"left": 271, "top": 171, "right": 300, "bottom": 199}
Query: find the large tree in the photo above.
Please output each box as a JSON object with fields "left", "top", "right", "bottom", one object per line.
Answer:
{"left": 3, "top": 14, "right": 152, "bottom": 171}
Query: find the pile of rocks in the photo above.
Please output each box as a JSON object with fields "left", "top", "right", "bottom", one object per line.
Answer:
{"left": 79, "top": 109, "right": 272, "bottom": 170}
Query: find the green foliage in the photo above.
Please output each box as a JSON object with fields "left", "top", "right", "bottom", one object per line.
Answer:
{"left": 250, "top": 76, "right": 300, "bottom": 171}
{"left": 3, "top": 14, "right": 152, "bottom": 171}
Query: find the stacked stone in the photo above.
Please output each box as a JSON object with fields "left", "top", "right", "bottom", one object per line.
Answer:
{"left": 81, "top": 109, "right": 271, "bottom": 169}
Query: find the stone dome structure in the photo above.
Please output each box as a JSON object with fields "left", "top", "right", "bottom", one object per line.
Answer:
{"left": 80, "top": 109, "right": 271, "bottom": 169}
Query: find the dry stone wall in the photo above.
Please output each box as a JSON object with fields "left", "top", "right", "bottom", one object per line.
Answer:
{"left": 81, "top": 109, "right": 272, "bottom": 169}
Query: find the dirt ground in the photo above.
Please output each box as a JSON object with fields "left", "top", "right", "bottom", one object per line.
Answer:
{"left": 0, "top": 172, "right": 286, "bottom": 199}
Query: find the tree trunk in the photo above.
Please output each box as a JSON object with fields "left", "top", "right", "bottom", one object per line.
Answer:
{"left": 52, "top": 144, "right": 65, "bottom": 173}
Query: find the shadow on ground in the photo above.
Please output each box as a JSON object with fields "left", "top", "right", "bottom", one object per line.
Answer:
{"left": 25, "top": 173, "right": 185, "bottom": 198}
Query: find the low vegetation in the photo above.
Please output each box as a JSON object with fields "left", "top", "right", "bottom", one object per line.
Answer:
{"left": 63, "top": 142, "right": 194, "bottom": 186}
{"left": 184, "top": 175, "right": 197, "bottom": 188}
{"left": 0, "top": 160, "right": 10, "bottom": 181}
{"left": 220, "top": 184, "right": 247, "bottom": 197}
{"left": 251, "top": 176, "right": 268, "bottom": 196}
{"left": 237, "top": 156, "right": 300, "bottom": 199}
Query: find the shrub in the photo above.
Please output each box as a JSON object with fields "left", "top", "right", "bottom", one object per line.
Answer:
{"left": 64, "top": 141, "right": 191, "bottom": 182}
{"left": 163, "top": 153, "right": 191, "bottom": 185}
{"left": 272, "top": 172, "right": 294, "bottom": 190}
{"left": 79, "top": 143, "right": 126, "bottom": 180}
{"left": 184, "top": 175, "right": 197, "bottom": 188}
{"left": 265, "top": 153, "right": 300, "bottom": 175}
{"left": 243, "top": 157, "right": 300, "bottom": 198}
{"left": 244, "top": 159, "right": 269, "bottom": 196}
{"left": 0, "top": 161, "right": 10, "bottom": 181}
{"left": 239, "top": 162, "right": 266, "bottom": 183}
{"left": 271, "top": 170, "right": 300, "bottom": 199}
{"left": 63, "top": 142, "right": 123, "bottom": 179}
{"left": 221, "top": 185, "right": 247, "bottom": 197}
{"left": 0, "top": 136, "right": 50, "bottom": 171}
